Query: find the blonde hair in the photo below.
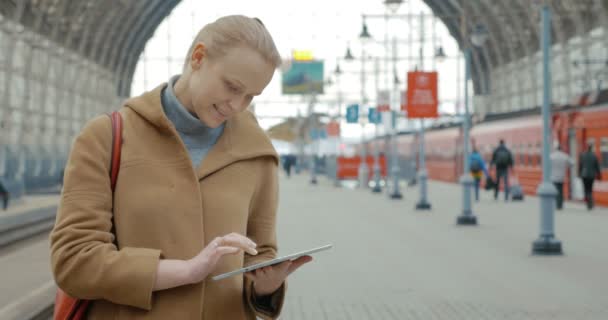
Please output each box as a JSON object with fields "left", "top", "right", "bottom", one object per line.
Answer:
{"left": 183, "top": 15, "right": 282, "bottom": 71}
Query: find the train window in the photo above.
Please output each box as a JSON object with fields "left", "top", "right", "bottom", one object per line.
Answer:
{"left": 601, "top": 138, "right": 608, "bottom": 169}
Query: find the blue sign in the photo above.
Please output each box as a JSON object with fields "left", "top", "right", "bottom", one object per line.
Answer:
{"left": 319, "top": 128, "right": 327, "bottom": 139}
{"left": 309, "top": 128, "right": 318, "bottom": 140}
{"left": 346, "top": 104, "right": 359, "bottom": 123}
{"left": 308, "top": 128, "right": 327, "bottom": 140}
{"left": 368, "top": 107, "right": 381, "bottom": 124}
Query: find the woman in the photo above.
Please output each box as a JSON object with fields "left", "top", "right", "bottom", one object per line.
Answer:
{"left": 50, "top": 15, "right": 310, "bottom": 319}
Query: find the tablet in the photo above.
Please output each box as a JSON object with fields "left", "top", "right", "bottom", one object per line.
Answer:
{"left": 211, "top": 244, "right": 332, "bottom": 281}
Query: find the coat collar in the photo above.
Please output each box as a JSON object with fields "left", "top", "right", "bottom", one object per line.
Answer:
{"left": 124, "top": 84, "right": 278, "bottom": 179}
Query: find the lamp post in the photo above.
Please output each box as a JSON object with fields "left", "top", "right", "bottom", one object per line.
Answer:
{"left": 333, "top": 62, "right": 343, "bottom": 187}
{"left": 532, "top": 1, "right": 562, "bottom": 255}
{"left": 383, "top": 0, "right": 404, "bottom": 199}
{"left": 371, "top": 56, "right": 383, "bottom": 193}
{"left": 456, "top": 17, "right": 488, "bottom": 225}
{"left": 389, "top": 37, "right": 403, "bottom": 199}
{"left": 357, "top": 20, "right": 372, "bottom": 188}
{"left": 308, "top": 86, "right": 318, "bottom": 185}
{"left": 415, "top": 11, "right": 431, "bottom": 210}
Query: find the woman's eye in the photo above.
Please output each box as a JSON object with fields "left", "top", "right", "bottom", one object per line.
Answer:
{"left": 226, "top": 83, "right": 240, "bottom": 93}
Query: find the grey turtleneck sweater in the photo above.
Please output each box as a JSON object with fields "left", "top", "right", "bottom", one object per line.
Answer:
{"left": 161, "top": 75, "right": 225, "bottom": 166}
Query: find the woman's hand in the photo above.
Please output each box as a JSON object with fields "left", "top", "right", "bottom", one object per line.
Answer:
{"left": 245, "top": 255, "right": 313, "bottom": 296}
{"left": 187, "top": 233, "right": 258, "bottom": 284}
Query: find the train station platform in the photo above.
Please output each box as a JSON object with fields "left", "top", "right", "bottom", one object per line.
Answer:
{"left": 277, "top": 173, "right": 608, "bottom": 319}
{"left": 1, "top": 174, "right": 607, "bottom": 319}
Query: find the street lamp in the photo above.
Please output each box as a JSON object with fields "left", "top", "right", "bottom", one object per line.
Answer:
{"left": 383, "top": 0, "right": 404, "bottom": 200}
{"left": 356, "top": 19, "right": 372, "bottom": 189}
{"left": 383, "top": 0, "right": 403, "bottom": 14}
{"left": 344, "top": 45, "right": 355, "bottom": 61}
{"left": 434, "top": 46, "right": 447, "bottom": 63}
{"left": 333, "top": 60, "right": 344, "bottom": 187}
{"left": 532, "top": 2, "right": 562, "bottom": 255}
{"left": 470, "top": 24, "right": 489, "bottom": 47}
{"left": 456, "top": 18, "right": 488, "bottom": 225}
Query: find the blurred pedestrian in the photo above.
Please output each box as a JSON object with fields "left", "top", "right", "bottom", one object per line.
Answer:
{"left": 550, "top": 145, "right": 573, "bottom": 210}
{"left": 579, "top": 143, "right": 602, "bottom": 210}
{"left": 490, "top": 139, "right": 514, "bottom": 201}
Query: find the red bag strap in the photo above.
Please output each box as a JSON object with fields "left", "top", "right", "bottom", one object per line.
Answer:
{"left": 108, "top": 111, "right": 122, "bottom": 191}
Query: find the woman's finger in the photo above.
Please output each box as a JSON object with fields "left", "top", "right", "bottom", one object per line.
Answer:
{"left": 211, "top": 235, "right": 257, "bottom": 255}
{"left": 287, "top": 256, "right": 313, "bottom": 275}
{"left": 215, "top": 246, "right": 240, "bottom": 257}
{"left": 244, "top": 271, "right": 257, "bottom": 281}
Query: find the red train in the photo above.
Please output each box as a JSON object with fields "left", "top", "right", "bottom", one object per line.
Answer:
{"left": 361, "top": 98, "right": 608, "bottom": 207}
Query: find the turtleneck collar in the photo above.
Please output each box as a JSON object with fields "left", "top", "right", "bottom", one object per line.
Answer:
{"left": 162, "top": 75, "right": 223, "bottom": 135}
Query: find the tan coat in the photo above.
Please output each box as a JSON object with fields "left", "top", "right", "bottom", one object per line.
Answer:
{"left": 50, "top": 84, "right": 285, "bottom": 319}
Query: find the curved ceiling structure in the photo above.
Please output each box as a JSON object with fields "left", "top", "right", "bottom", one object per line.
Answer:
{"left": 1, "top": 0, "right": 606, "bottom": 98}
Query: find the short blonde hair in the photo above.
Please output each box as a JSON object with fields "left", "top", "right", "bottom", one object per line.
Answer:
{"left": 184, "top": 15, "right": 282, "bottom": 71}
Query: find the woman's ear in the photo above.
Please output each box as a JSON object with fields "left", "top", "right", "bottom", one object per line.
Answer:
{"left": 190, "top": 43, "right": 207, "bottom": 70}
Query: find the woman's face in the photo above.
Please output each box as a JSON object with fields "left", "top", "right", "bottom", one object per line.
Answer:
{"left": 187, "top": 44, "right": 275, "bottom": 128}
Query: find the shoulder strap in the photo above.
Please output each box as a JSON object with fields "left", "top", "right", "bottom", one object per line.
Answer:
{"left": 108, "top": 111, "right": 123, "bottom": 191}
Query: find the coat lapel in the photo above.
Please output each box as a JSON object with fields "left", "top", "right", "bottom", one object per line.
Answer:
{"left": 196, "top": 111, "right": 278, "bottom": 180}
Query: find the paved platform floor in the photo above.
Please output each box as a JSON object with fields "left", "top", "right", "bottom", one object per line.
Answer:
{"left": 2, "top": 174, "right": 608, "bottom": 319}
{"left": 277, "top": 173, "right": 608, "bottom": 320}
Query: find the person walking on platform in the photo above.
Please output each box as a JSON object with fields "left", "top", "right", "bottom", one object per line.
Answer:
{"left": 490, "top": 139, "right": 514, "bottom": 201}
{"left": 469, "top": 148, "right": 489, "bottom": 202}
{"left": 579, "top": 143, "right": 602, "bottom": 210}
{"left": 0, "top": 179, "right": 9, "bottom": 210}
{"left": 550, "top": 145, "right": 573, "bottom": 210}
{"left": 50, "top": 16, "right": 311, "bottom": 320}
{"left": 282, "top": 154, "right": 295, "bottom": 178}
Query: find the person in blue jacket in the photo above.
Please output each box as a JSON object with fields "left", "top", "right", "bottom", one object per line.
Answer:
{"left": 469, "top": 148, "right": 489, "bottom": 202}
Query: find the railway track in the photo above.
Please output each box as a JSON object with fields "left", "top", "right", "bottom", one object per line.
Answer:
{"left": 0, "top": 206, "right": 57, "bottom": 250}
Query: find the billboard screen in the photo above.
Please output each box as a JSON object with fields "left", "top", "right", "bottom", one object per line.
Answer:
{"left": 281, "top": 60, "right": 324, "bottom": 95}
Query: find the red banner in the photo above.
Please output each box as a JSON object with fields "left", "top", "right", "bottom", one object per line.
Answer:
{"left": 336, "top": 155, "right": 387, "bottom": 180}
{"left": 406, "top": 71, "right": 438, "bottom": 118}
{"left": 326, "top": 121, "right": 340, "bottom": 136}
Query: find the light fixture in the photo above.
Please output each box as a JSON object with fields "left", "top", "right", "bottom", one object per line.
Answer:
{"left": 359, "top": 20, "right": 372, "bottom": 42}
{"left": 470, "top": 24, "right": 489, "bottom": 47}
{"left": 334, "top": 62, "right": 343, "bottom": 75}
{"left": 393, "top": 70, "right": 401, "bottom": 85}
{"left": 383, "top": 0, "right": 404, "bottom": 14}
{"left": 344, "top": 45, "right": 355, "bottom": 61}
{"left": 435, "top": 46, "right": 447, "bottom": 62}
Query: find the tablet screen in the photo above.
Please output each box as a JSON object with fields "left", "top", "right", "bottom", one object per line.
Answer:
{"left": 211, "top": 244, "right": 332, "bottom": 281}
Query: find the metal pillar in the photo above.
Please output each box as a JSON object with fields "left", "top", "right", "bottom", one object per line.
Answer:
{"left": 389, "top": 37, "right": 403, "bottom": 199}
{"left": 532, "top": 3, "right": 562, "bottom": 255}
{"left": 456, "top": 9, "right": 478, "bottom": 225}
{"left": 371, "top": 57, "right": 382, "bottom": 193}
{"left": 308, "top": 90, "right": 318, "bottom": 185}
{"left": 358, "top": 45, "right": 369, "bottom": 189}
{"left": 415, "top": 12, "right": 431, "bottom": 210}
{"left": 333, "top": 68, "right": 343, "bottom": 187}
{"left": 456, "top": 47, "right": 477, "bottom": 225}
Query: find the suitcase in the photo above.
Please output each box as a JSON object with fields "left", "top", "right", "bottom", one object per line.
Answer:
{"left": 510, "top": 183, "right": 524, "bottom": 201}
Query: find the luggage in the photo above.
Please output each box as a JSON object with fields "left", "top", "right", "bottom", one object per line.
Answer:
{"left": 484, "top": 176, "right": 496, "bottom": 191}
{"left": 510, "top": 176, "right": 524, "bottom": 201}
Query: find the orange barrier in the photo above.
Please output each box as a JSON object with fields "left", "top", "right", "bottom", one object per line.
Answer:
{"left": 337, "top": 155, "right": 387, "bottom": 180}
